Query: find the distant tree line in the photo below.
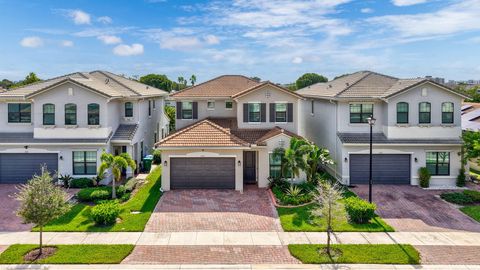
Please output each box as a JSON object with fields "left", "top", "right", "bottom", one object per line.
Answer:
{"left": 0, "top": 72, "right": 42, "bottom": 89}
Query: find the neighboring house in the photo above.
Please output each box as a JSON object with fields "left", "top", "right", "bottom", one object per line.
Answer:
{"left": 298, "top": 71, "right": 467, "bottom": 187}
{"left": 461, "top": 102, "right": 480, "bottom": 171}
{"left": 155, "top": 75, "right": 304, "bottom": 191}
{"left": 0, "top": 71, "right": 169, "bottom": 184}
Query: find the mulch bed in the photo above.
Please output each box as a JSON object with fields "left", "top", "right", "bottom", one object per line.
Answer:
{"left": 24, "top": 247, "right": 57, "bottom": 262}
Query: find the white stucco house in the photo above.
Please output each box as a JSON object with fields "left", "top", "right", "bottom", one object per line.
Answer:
{"left": 298, "top": 71, "right": 468, "bottom": 187}
{"left": 155, "top": 75, "right": 305, "bottom": 192}
{"left": 0, "top": 71, "right": 169, "bottom": 184}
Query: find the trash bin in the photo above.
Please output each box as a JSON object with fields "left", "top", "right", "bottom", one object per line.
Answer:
{"left": 143, "top": 155, "right": 153, "bottom": 173}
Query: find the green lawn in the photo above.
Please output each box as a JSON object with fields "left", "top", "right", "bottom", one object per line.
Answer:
{"left": 0, "top": 244, "right": 133, "bottom": 264}
{"left": 36, "top": 166, "right": 162, "bottom": 232}
{"left": 461, "top": 205, "right": 480, "bottom": 222}
{"left": 288, "top": 244, "right": 419, "bottom": 264}
{"left": 277, "top": 189, "right": 394, "bottom": 232}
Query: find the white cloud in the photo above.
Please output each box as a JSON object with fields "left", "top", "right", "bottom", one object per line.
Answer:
{"left": 73, "top": 27, "right": 134, "bottom": 37}
{"left": 361, "top": 8, "right": 374, "bottom": 13}
{"left": 61, "top": 40, "right": 74, "bottom": 47}
{"left": 292, "top": 57, "right": 303, "bottom": 64}
{"left": 97, "top": 35, "right": 122, "bottom": 44}
{"left": 368, "top": 0, "right": 480, "bottom": 38}
{"left": 97, "top": 16, "right": 113, "bottom": 24}
{"left": 204, "top": 34, "right": 220, "bottom": 45}
{"left": 68, "top": 9, "right": 91, "bottom": 25}
{"left": 391, "top": 0, "right": 429, "bottom": 6}
{"left": 20, "top": 36, "right": 43, "bottom": 48}
{"left": 162, "top": 36, "right": 201, "bottom": 50}
{"left": 113, "top": 43, "right": 144, "bottom": 56}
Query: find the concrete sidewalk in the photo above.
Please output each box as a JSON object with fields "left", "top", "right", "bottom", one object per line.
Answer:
{"left": 2, "top": 231, "right": 480, "bottom": 246}
{"left": 1, "top": 264, "right": 480, "bottom": 270}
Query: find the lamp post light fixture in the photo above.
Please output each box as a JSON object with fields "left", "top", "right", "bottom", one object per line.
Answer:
{"left": 367, "top": 115, "right": 376, "bottom": 203}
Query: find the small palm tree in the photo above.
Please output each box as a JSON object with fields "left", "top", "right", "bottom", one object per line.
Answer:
{"left": 305, "top": 144, "right": 334, "bottom": 182}
{"left": 98, "top": 151, "right": 136, "bottom": 199}
{"left": 190, "top": 74, "right": 197, "bottom": 86}
{"left": 281, "top": 138, "right": 310, "bottom": 182}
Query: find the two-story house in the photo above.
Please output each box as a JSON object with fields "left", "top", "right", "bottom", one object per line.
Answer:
{"left": 155, "top": 75, "right": 304, "bottom": 192}
{"left": 0, "top": 71, "right": 169, "bottom": 184}
{"left": 298, "top": 71, "right": 467, "bottom": 187}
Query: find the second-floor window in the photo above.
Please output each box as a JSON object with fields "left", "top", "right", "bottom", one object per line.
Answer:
{"left": 396, "top": 102, "right": 409, "bottom": 124}
{"left": 182, "top": 101, "right": 193, "bottom": 119}
{"left": 275, "top": 103, "right": 287, "bottom": 122}
{"left": 88, "top": 103, "right": 100, "bottom": 125}
{"left": 65, "top": 103, "right": 77, "bottom": 125}
{"left": 125, "top": 102, "right": 133, "bottom": 117}
{"left": 350, "top": 103, "right": 373, "bottom": 123}
{"left": 43, "top": 104, "right": 55, "bottom": 125}
{"left": 207, "top": 100, "right": 215, "bottom": 110}
{"left": 248, "top": 103, "right": 261, "bottom": 122}
{"left": 225, "top": 101, "right": 233, "bottom": 110}
{"left": 8, "top": 103, "right": 31, "bottom": 123}
{"left": 442, "top": 102, "right": 454, "bottom": 124}
{"left": 419, "top": 102, "right": 431, "bottom": 124}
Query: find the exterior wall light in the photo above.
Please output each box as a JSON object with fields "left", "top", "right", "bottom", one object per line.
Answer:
{"left": 414, "top": 157, "right": 418, "bottom": 163}
{"left": 163, "top": 160, "right": 168, "bottom": 167}
{"left": 238, "top": 160, "right": 242, "bottom": 166}
{"left": 344, "top": 157, "right": 348, "bottom": 163}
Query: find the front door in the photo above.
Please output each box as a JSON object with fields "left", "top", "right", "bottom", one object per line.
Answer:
{"left": 243, "top": 151, "right": 256, "bottom": 184}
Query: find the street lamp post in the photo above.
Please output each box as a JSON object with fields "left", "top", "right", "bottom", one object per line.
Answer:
{"left": 367, "top": 116, "right": 376, "bottom": 203}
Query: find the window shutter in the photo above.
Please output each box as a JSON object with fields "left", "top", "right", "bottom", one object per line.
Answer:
{"left": 243, "top": 103, "right": 248, "bottom": 122}
{"left": 261, "top": 103, "right": 266, "bottom": 122}
{"left": 287, "top": 103, "right": 293, "bottom": 122}
{"left": 193, "top": 102, "right": 198, "bottom": 119}
{"left": 269, "top": 103, "right": 275, "bottom": 122}
{"left": 176, "top": 102, "right": 181, "bottom": 119}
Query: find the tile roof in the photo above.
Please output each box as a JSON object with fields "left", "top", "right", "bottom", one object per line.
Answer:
{"left": 0, "top": 133, "right": 110, "bottom": 144}
{"left": 169, "top": 75, "right": 261, "bottom": 98}
{"left": 156, "top": 117, "right": 301, "bottom": 148}
{"left": 297, "top": 71, "right": 466, "bottom": 99}
{"left": 0, "top": 71, "right": 168, "bottom": 99}
{"left": 231, "top": 81, "right": 304, "bottom": 99}
{"left": 462, "top": 103, "right": 480, "bottom": 131}
{"left": 111, "top": 124, "right": 139, "bottom": 141}
{"left": 337, "top": 132, "right": 462, "bottom": 145}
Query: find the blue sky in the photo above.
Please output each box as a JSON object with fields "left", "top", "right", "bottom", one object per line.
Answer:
{"left": 1, "top": 0, "right": 480, "bottom": 83}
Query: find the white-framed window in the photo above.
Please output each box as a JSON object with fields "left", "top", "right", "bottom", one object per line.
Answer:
{"left": 248, "top": 103, "right": 261, "bottom": 122}
{"left": 181, "top": 101, "right": 193, "bottom": 119}
{"left": 8, "top": 103, "right": 31, "bottom": 123}
{"left": 73, "top": 151, "right": 97, "bottom": 175}
{"left": 225, "top": 100, "right": 233, "bottom": 110}
{"left": 350, "top": 103, "right": 373, "bottom": 123}
{"left": 207, "top": 100, "right": 215, "bottom": 110}
{"left": 275, "top": 103, "right": 287, "bottom": 123}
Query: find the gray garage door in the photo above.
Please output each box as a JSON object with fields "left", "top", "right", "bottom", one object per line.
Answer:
{"left": 171, "top": 157, "right": 235, "bottom": 189}
{"left": 349, "top": 154, "right": 411, "bottom": 185}
{"left": 0, "top": 153, "right": 58, "bottom": 184}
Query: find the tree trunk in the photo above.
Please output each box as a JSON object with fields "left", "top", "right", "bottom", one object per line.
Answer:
{"left": 112, "top": 176, "right": 117, "bottom": 199}
{"left": 327, "top": 200, "right": 332, "bottom": 256}
{"left": 39, "top": 225, "right": 43, "bottom": 255}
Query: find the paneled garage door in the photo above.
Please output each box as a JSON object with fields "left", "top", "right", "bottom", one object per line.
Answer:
{"left": 170, "top": 157, "right": 235, "bottom": 189}
{"left": 0, "top": 153, "right": 58, "bottom": 184}
{"left": 349, "top": 154, "right": 411, "bottom": 185}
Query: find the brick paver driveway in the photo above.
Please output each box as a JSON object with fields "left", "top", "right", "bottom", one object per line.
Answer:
{"left": 145, "top": 186, "right": 281, "bottom": 232}
{"left": 352, "top": 185, "right": 480, "bottom": 232}
{"left": 0, "top": 184, "right": 32, "bottom": 231}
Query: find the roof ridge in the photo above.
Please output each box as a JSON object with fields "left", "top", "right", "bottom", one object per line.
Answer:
{"left": 7, "top": 71, "right": 85, "bottom": 91}
{"left": 334, "top": 71, "right": 373, "bottom": 97}
{"left": 92, "top": 70, "right": 142, "bottom": 96}
{"left": 231, "top": 81, "right": 304, "bottom": 99}
{"left": 170, "top": 75, "right": 261, "bottom": 97}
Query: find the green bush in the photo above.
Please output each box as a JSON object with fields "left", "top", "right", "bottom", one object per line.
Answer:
{"left": 418, "top": 167, "right": 431, "bottom": 188}
{"left": 77, "top": 186, "right": 126, "bottom": 202}
{"left": 463, "top": 190, "right": 480, "bottom": 203}
{"left": 69, "top": 178, "right": 94, "bottom": 188}
{"left": 91, "top": 201, "right": 121, "bottom": 225}
{"left": 152, "top": 149, "right": 162, "bottom": 165}
{"left": 457, "top": 168, "right": 466, "bottom": 187}
{"left": 440, "top": 192, "right": 474, "bottom": 205}
{"left": 124, "top": 178, "right": 138, "bottom": 192}
{"left": 120, "top": 193, "right": 131, "bottom": 202}
{"left": 272, "top": 185, "right": 313, "bottom": 205}
{"left": 344, "top": 197, "right": 376, "bottom": 224}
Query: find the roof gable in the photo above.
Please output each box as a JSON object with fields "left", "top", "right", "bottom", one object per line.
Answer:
{"left": 170, "top": 75, "right": 260, "bottom": 98}
{"left": 231, "top": 82, "right": 304, "bottom": 99}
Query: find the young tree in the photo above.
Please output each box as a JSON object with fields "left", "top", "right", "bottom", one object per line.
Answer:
{"left": 295, "top": 73, "right": 328, "bottom": 89}
{"left": 190, "top": 74, "right": 197, "bottom": 86}
{"left": 312, "top": 181, "right": 343, "bottom": 256}
{"left": 98, "top": 151, "right": 136, "bottom": 199}
{"left": 16, "top": 169, "right": 70, "bottom": 256}
{"left": 139, "top": 74, "right": 174, "bottom": 92}
{"left": 281, "top": 138, "right": 310, "bottom": 182}
{"left": 164, "top": 106, "right": 176, "bottom": 132}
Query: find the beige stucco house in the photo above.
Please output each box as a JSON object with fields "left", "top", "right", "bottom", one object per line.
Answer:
{"left": 156, "top": 75, "right": 304, "bottom": 192}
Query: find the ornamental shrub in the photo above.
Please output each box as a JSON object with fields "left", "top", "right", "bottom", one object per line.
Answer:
{"left": 463, "top": 190, "right": 480, "bottom": 203}
{"left": 344, "top": 197, "right": 376, "bottom": 224}
{"left": 91, "top": 201, "right": 120, "bottom": 225}
{"left": 440, "top": 192, "right": 474, "bottom": 205}
{"left": 153, "top": 149, "right": 162, "bottom": 165}
{"left": 69, "top": 178, "right": 94, "bottom": 188}
{"left": 418, "top": 167, "right": 431, "bottom": 188}
{"left": 124, "top": 177, "right": 138, "bottom": 192}
{"left": 77, "top": 186, "right": 126, "bottom": 202}
{"left": 457, "top": 168, "right": 466, "bottom": 187}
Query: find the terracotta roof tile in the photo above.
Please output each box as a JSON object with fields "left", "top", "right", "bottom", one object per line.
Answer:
{"left": 170, "top": 75, "right": 261, "bottom": 98}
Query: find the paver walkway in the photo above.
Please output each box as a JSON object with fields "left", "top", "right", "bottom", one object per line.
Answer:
{"left": 145, "top": 187, "right": 281, "bottom": 232}
{"left": 352, "top": 185, "right": 480, "bottom": 232}
{"left": 415, "top": 245, "right": 480, "bottom": 265}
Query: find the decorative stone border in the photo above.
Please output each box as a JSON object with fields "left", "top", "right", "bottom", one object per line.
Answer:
{"left": 267, "top": 188, "right": 315, "bottom": 208}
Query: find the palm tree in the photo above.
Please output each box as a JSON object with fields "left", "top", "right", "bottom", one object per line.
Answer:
{"left": 305, "top": 144, "right": 334, "bottom": 182}
{"left": 281, "top": 138, "right": 310, "bottom": 182}
{"left": 177, "top": 76, "right": 186, "bottom": 86}
{"left": 98, "top": 151, "right": 136, "bottom": 199}
{"left": 190, "top": 74, "right": 197, "bottom": 86}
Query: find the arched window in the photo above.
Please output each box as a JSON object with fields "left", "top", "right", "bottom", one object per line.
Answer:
{"left": 442, "top": 102, "right": 454, "bottom": 124}
{"left": 419, "top": 102, "right": 431, "bottom": 124}
{"left": 125, "top": 102, "right": 133, "bottom": 117}
{"left": 396, "top": 102, "right": 409, "bottom": 124}
{"left": 65, "top": 103, "right": 77, "bottom": 125}
{"left": 88, "top": 103, "right": 100, "bottom": 125}
{"left": 43, "top": 103, "right": 55, "bottom": 125}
